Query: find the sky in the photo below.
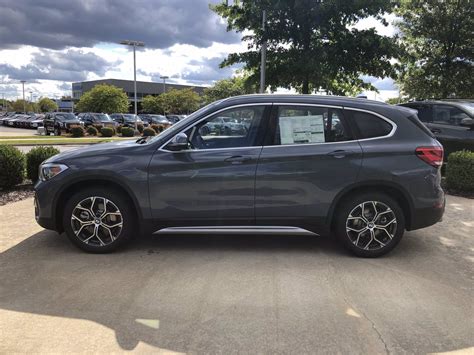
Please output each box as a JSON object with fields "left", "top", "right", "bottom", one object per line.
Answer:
{"left": 0, "top": 0, "right": 399, "bottom": 102}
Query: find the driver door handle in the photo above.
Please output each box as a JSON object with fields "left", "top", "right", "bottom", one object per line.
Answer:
{"left": 224, "top": 155, "right": 252, "bottom": 164}
{"left": 431, "top": 128, "right": 441, "bottom": 134}
{"left": 327, "top": 150, "right": 354, "bottom": 159}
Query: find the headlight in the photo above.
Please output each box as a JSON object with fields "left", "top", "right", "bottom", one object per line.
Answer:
{"left": 39, "top": 163, "right": 69, "bottom": 181}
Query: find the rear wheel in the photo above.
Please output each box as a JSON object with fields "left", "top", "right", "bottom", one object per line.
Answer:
{"left": 335, "top": 193, "right": 405, "bottom": 257}
{"left": 54, "top": 126, "right": 61, "bottom": 136}
{"left": 63, "top": 188, "right": 136, "bottom": 253}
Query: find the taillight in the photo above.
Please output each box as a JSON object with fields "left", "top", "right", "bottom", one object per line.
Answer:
{"left": 415, "top": 146, "right": 443, "bottom": 167}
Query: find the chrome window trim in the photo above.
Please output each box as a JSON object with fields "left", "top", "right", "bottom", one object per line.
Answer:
{"left": 158, "top": 103, "right": 272, "bottom": 152}
{"left": 158, "top": 102, "right": 397, "bottom": 153}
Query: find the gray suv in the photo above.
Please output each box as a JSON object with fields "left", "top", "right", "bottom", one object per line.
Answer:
{"left": 34, "top": 95, "right": 445, "bottom": 257}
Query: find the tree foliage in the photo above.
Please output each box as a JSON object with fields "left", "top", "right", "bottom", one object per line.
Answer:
{"left": 212, "top": 0, "right": 398, "bottom": 94}
{"left": 75, "top": 84, "right": 129, "bottom": 113}
{"left": 37, "top": 97, "right": 58, "bottom": 112}
{"left": 203, "top": 76, "right": 254, "bottom": 104}
{"left": 8, "top": 99, "right": 37, "bottom": 112}
{"left": 142, "top": 88, "right": 200, "bottom": 114}
{"left": 395, "top": 0, "right": 473, "bottom": 99}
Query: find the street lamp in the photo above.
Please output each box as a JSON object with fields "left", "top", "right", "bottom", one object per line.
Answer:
{"left": 120, "top": 39, "right": 145, "bottom": 132}
{"left": 20, "top": 80, "right": 26, "bottom": 113}
{"left": 160, "top": 75, "right": 169, "bottom": 94}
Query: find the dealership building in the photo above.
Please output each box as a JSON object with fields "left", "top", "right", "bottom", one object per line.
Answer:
{"left": 72, "top": 79, "right": 206, "bottom": 108}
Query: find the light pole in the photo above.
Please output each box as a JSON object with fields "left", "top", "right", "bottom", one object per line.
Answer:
{"left": 120, "top": 39, "right": 145, "bottom": 132}
{"left": 20, "top": 80, "right": 26, "bottom": 113}
{"left": 160, "top": 75, "right": 169, "bottom": 94}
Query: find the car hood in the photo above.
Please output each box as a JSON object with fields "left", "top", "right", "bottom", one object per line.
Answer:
{"left": 45, "top": 139, "right": 138, "bottom": 164}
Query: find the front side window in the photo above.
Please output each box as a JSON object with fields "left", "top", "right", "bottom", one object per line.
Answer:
{"left": 350, "top": 111, "right": 393, "bottom": 139}
{"left": 181, "top": 106, "right": 266, "bottom": 150}
{"left": 433, "top": 105, "right": 470, "bottom": 126}
{"left": 271, "top": 106, "right": 351, "bottom": 145}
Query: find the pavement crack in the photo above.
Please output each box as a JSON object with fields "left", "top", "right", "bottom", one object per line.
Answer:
{"left": 358, "top": 309, "right": 390, "bottom": 355}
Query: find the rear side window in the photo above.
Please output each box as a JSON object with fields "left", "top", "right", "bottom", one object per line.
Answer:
{"left": 350, "top": 111, "right": 393, "bottom": 139}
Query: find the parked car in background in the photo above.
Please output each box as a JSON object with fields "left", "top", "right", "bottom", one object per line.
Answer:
{"left": 199, "top": 115, "right": 248, "bottom": 136}
{"left": 34, "top": 95, "right": 445, "bottom": 257}
{"left": 43, "top": 112, "right": 83, "bottom": 135}
{"left": 139, "top": 114, "right": 170, "bottom": 126}
{"left": 30, "top": 114, "right": 45, "bottom": 129}
{"left": 399, "top": 100, "right": 474, "bottom": 157}
{"left": 78, "top": 113, "right": 117, "bottom": 129}
{"left": 109, "top": 113, "right": 144, "bottom": 127}
{"left": 165, "top": 114, "right": 185, "bottom": 124}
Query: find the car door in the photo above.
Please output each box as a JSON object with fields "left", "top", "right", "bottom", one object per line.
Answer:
{"left": 430, "top": 104, "right": 474, "bottom": 155}
{"left": 255, "top": 104, "right": 362, "bottom": 228}
{"left": 148, "top": 104, "right": 271, "bottom": 224}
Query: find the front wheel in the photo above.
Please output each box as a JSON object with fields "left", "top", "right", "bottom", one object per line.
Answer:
{"left": 334, "top": 193, "right": 405, "bottom": 257}
{"left": 54, "top": 126, "right": 61, "bottom": 136}
{"left": 63, "top": 188, "right": 136, "bottom": 253}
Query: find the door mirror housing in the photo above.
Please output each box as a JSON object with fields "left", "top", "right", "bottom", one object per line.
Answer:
{"left": 167, "top": 132, "right": 189, "bottom": 151}
{"left": 460, "top": 117, "right": 474, "bottom": 129}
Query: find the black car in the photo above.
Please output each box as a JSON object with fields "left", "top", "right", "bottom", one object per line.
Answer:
{"left": 78, "top": 113, "right": 117, "bottom": 128}
{"left": 166, "top": 114, "right": 184, "bottom": 124}
{"left": 139, "top": 114, "right": 170, "bottom": 126}
{"left": 35, "top": 95, "right": 445, "bottom": 257}
{"left": 43, "top": 112, "right": 83, "bottom": 135}
{"left": 109, "top": 113, "right": 144, "bottom": 127}
{"left": 399, "top": 100, "right": 474, "bottom": 157}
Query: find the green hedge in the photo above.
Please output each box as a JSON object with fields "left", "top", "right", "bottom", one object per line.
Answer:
{"left": 0, "top": 145, "right": 25, "bottom": 189}
{"left": 121, "top": 127, "right": 134, "bottom": 137}
{"left": 446, "top": 150, "right": 474, "bottom": 192}
{"left": 137, "top": 123, "right": 144, "bottom": 133}
{"left": 26, "top": 146, "right": 60, "bottom": 183}
{"left": 70, "top": 126, "right": 85, "bottom": 137}
{"left": 142, "top": 127, "right": 156, "bottom": 136}
{"left": 100, "top": 127, "right": 115, "bottom": 137}
{"left": 86, "top": 126, "right": 98, "bottom": 136}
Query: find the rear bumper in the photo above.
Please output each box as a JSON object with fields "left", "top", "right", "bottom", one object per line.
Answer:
{"left": 408, "top": 194, "right": 445, "bottom": 231}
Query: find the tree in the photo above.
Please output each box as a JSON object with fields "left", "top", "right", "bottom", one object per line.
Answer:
{"left": 9, "top": 99, "right": 37, "bottom": 112}
{"left": 203, "top": 76, "right": 253, "bottom": 104}
{"left": 37, "top": 97, "right": 58, "bottom": 112}
{"left": 142, "top": 88, "right": 201, "bottom": 114}
{"left": 212, "top": 0, "right": 398, "bottom": 94}
{"left": 75, "top": 84, "right": 129, "bottom": 113}
{"left": 395, "top": 0, "right": 473, "bottom": 99}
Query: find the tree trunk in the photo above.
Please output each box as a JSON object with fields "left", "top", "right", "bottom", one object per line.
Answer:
{"left": 302, "top": 79, "right": 309, "bottom": 94}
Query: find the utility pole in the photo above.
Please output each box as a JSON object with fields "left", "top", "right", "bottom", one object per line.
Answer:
{"left": 120, "top": 40, "right": 145, "bottom": 132}
{"left": 259, "top": 10, "right": 267, "bottom": 94}
{"left": 160, "top": 75, "right": 169, "bottom": 115}
{"left": 20, "top": 80, "right": 26, "bottom": 113}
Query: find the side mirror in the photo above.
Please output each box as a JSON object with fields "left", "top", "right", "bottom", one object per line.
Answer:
{"left": 167, "top": 132, "right": 189, "bottom": 151}
{"left": 460, "top": 117, "right": 474, "bottom": 130}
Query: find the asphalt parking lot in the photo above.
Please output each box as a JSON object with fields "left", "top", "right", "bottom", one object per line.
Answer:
{"left": 0, "top": 195, "right": 473, "bottom": 353}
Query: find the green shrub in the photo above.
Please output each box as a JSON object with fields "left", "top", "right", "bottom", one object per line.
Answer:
{"left": 93, "top": 124, "right": 103, "bottom": 132}
{"left": 100, "top": 127, "right": 115, "bottom": 137}
{"left": 116, "top": 125, "right": 123, "bottom": 134}
{"left": 70, "top": 125, "right": 85, "bottom": 137}
{"left": 137, "top": 123, "right": 144, "bottom": 133}
{"left": 151, "top": 124, "right": 164, "bottom": 133}
{"left": 86, "top": 126, "right": 98, "bottom": 136}
{"left": 121, "top": 127, "right": 134, "bottom": 137}
{"left": 446, "top": 150, "right": 474, "bottom": 192}
{"left": 143, "top": 127, "right": 156, "bottom": 136}
{"left": 26, "top": 146, "right": 60, "bottom": 182}
{"left": 0, "top": 145, "right": 25, "bottom": 189}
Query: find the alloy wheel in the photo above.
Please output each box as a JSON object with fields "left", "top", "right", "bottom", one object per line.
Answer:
{"left": 70, "top": 196, "right": 123, "bottom": 247}
{"left": 345, "top": 201, "right": 397, "bottom": 250}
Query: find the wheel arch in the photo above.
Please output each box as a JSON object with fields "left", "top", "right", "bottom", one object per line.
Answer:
{"left": 327, "top": 181, "right": 414, "bottom": 231}
{"left": 53, "top": 176, "right": 142, "bottom": 233}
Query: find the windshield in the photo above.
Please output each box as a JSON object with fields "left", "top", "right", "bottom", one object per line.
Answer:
{"left": 147, "top": 100, "right": 223, "bottom": 144}
{"left": 93, "top": 114, "right": 112, "bottom": 121}
{"left": 56, "top": 113, "right": 77, "bottom": 120}
{"left": 123, "top": 114, "right": 137, "bottom": 122}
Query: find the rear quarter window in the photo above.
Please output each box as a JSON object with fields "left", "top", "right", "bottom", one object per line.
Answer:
{"left": 350, "top": 111, "right": 393, "bottom": 139}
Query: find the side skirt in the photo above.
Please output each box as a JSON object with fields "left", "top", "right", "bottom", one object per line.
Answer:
{"left": 153, "top": 226, "right": 319, "bottom": 236}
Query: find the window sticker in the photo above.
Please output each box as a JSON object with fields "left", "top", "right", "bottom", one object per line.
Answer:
{"left": 279, "top": 115, "right": 325, "bottom": 144}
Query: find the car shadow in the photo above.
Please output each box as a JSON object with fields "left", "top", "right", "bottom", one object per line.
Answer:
{"left": 0, "top": 229, "right": 467, "bottom": 353}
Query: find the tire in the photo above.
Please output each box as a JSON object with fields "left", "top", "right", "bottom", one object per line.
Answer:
{"left": 334, "top": 192, "right": 405, "bottom": 257}
{"left": 62, "top": 188, "right": 136, "bottom": 253}
{"left": 54, "top": 126, "right": 61, "bottom": 136}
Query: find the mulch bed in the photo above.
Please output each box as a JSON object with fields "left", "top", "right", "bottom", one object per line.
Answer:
{"left": 0, "top": 183, "right": 35, "bottom": 206}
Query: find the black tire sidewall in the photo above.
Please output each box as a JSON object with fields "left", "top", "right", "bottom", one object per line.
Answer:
{"left": 335, "top": 193, "right": 405, "bottom": 258}
{"left": 62, "top": 188, "right": 136, "bottom": 253}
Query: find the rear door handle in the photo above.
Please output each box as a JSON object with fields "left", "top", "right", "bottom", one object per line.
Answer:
{"left": 224, "top": 155, "right": 252, "bottom": 164}
{"left": 327, "top": 150, "right": 353, "bottom": 159}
